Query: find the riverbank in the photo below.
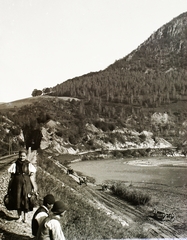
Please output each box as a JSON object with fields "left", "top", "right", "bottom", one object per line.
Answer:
{"left": 126, "top": 157, "right": 187, "bottom": 167}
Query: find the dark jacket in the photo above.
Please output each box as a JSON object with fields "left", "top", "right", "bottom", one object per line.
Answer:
{"left": 32, "top": 206, "right": 49, "bottom": 236}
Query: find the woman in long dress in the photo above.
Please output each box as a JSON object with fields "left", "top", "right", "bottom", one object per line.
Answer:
{"left": 8, "top": 149, "right": 37, "bottom": 223}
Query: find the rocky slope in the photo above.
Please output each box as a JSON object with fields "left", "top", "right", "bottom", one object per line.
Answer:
{"left": 1, "top": 108, "right": 186, "bottom": 158}
{"left": 37, "top": 111, "right": 185, "bottom": 156}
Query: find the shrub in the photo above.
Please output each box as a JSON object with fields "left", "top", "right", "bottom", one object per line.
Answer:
{"left": 138, "top": 149, "right": 148, "bottom": 157}
{"left": 32, "top": 89, "right": 42, "bottom": 96}
{"left": 113, "top": 150, "right": 123, "bottom": 158}
{"left": 122, "top": 149, "right": 133, "bottom": 157}
{"left": 69, "top": 135, "right": 77, "bottom": 145}
{"left": 110, "top": 182, "right": 151, "bottom": 205}
{"left": 10, "top": 126, "right": 21, "bottom": 136}
{"left": 56, "top": 130, "right": 63, "bottom": 137}
{"left": 108, "top": 123, "right": 115, "bottom": 131}
{"left": 94, "top": 120, "right": 115, "bottom": 132}
{"left": 139, "top": 133, "right": 147, "bottom": 141}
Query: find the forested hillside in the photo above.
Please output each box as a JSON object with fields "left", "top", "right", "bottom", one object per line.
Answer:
{"left": 50, "top": 12, "right": 187, "bottom": 108}
{"left": 0, "top": 12, "right": 186, "bottom": 156}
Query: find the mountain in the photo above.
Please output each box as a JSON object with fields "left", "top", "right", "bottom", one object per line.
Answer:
{"left": 113, "top": 11, "right": 187, "bottom": 71}
{"left": 0, "top": 12, "right": 186, "bottom": 157}
{"left": 50, "top": 12, "right": 187, "bottom": 107}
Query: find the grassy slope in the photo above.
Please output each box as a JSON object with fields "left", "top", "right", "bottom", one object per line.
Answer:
{"left": 36, "top": 151, "right": 187, "bottom": 239}
{"left": 0, "top": 96, "right": 80, "bottom": 111}
{"left": 36, "top": 151, "right": 147, "bottom": 239}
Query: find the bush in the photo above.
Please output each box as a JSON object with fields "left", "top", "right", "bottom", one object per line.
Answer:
{"left": 56, "top": 130, "right": 63, "bottom": 137}
{"left": 94, "top": 120, "right": 115, "bottom": 132}
{"left": 69, "top": 135, "right": 77, "bottom": 145}
{"left": 32, "top": 89, "right": 42, "bottom": 97}
{"left": 108, "top": 123, "right": 115, "bottom": 131}
{"left": 113, "top": 150, "right": 123, "bottom": 158}
{"left": 10, "top": 126, "right": 21, "bottom": 136}
{"left": 110, "top": 182, "right": 151, "bottom": 205}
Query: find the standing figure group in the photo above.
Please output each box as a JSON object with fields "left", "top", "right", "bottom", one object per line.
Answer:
{"left": 7, "top": 149, "right": 67, "bottom": 240}
{"left": 32, "top": 194, "right": 66, "bottom": 240}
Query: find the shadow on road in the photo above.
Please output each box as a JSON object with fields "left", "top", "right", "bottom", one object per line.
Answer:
{"left": 0, "top": 228, "right": 33, "bottom": 240}
{"left": 0, "top": 210, "right": 33, "bottom": 239}
{"left": 0, "top": 210, "right": 18, "bottom": 221}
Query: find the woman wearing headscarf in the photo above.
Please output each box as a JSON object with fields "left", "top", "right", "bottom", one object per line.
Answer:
{"left": 8, "top": 149, "right": 37, "bottom": 223}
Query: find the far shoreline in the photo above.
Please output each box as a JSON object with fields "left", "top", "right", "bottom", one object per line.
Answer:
{"left": 125, "top": 157, "right": 187, "bottom": 167}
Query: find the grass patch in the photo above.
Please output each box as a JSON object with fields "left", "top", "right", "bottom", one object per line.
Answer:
{"left": 110, "top": 182, "right": 151, "bottom": 205}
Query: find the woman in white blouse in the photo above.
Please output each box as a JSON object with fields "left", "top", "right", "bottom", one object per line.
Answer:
{"left": 8, "top": 149, "right": 37, "bottom": 223}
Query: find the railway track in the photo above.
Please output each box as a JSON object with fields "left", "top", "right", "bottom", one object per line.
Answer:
{"left": 85, "top": 185, "right": 183, "bottom": 238}
{"left": 0, "top": 155, "right": 17, "bottom": 170}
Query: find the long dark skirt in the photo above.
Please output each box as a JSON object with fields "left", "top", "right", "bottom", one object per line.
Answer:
{"left": 10, "top": 174, "right": 33, "bottom": 212}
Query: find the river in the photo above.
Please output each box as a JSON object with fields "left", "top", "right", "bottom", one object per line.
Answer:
{"left": 71, "top": 157, "right": 187, "bottom": 187}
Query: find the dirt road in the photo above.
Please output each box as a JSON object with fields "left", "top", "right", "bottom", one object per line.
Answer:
{"left": 82, "top": 181, "right": 187, "bottom": 238}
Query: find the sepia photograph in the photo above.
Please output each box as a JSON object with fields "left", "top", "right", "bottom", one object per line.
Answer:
{"left": 0, "top": 0, "right": 187, "bottom": 239}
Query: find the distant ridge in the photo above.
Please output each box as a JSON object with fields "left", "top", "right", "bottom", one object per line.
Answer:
{"left": 47, "top": 11, "right": 186, "bottom": 111}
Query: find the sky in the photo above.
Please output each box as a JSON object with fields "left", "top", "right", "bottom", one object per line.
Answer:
{"left": 0, "top": 0, "right": 187, "bottom": 103}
